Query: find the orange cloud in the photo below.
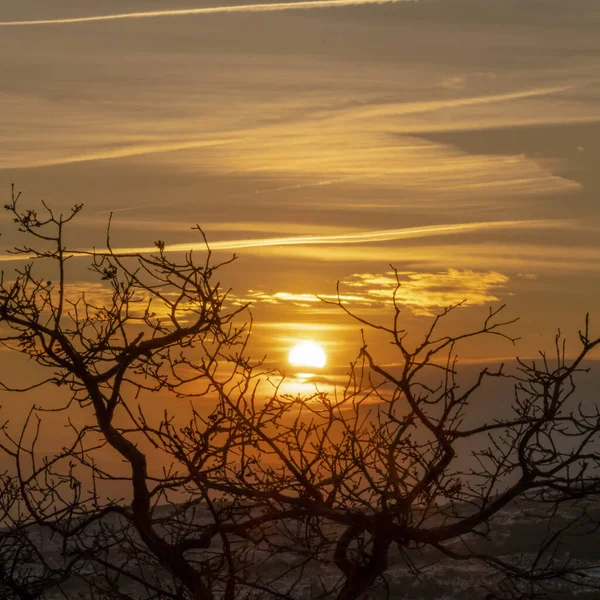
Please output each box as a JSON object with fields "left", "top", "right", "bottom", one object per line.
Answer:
{"left": 344, "top": 269, "right": 509, "bottom": 316}
{"left": 232, "top": 269, "right": 510, "bottom": 316}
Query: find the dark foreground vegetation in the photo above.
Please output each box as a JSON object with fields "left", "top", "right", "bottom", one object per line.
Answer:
{"left": 1, "top": 187, "right": 600, "bottom": 600}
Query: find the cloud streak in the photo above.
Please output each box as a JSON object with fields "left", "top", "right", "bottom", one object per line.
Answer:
{"left": 7, "top": 139, "right": 236, "bottom": 170}
{"left": 0, "top": 219, "right": 555, "bottom": 262}
{"left": 107, "top": 219, "right": 557, "bottom": 255}
{"left": 0, "top": 0, "right": 410, "bottom": 27}
{"left": 250, "top": 241, "right": 600, "bottom": 274}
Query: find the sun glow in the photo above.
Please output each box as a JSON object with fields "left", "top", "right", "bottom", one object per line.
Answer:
{"left": 288, "top": 341, "right": 327, "bottom": 369}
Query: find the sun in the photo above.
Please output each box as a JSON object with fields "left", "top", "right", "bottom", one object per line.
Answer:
{"left": 288, "top": 341, "right": 327, "bottom": 369}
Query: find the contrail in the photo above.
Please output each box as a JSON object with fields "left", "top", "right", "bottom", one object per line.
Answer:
{"left": 158, "top": 219, "right": 557, "bottom": 253}
{"left": 0, "top": 219, "right": 567, "bottom": 262}
{"left": 0, "top": 0, "right": 410, "bottom": 27}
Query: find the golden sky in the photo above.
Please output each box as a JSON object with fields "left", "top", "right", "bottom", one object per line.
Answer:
{"left": 1, "top": 0, "right": 599, "bottom": 378}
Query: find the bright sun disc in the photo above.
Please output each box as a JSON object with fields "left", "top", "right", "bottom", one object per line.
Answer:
{"left": 288, "top": 341, "right": 326, "bottom": 369}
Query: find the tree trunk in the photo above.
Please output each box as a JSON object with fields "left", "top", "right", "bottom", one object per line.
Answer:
{"left": 335, "top": 531, "right": 391, "bottom": 600}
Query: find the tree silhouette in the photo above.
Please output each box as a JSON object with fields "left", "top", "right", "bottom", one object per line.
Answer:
{"left": 1, "top": 188, "right": 600, "bottom": 600}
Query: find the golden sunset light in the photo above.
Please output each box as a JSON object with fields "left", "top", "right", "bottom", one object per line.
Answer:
{"left": 288, "top": 340, "right": 327, "bottom": 369}
{"left": 1, "top": 1, "right": 600, "bottom": 598}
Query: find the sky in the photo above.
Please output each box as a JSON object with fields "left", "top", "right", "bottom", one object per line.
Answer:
{"left": 1, "top": 0, "right": 600, "bottom": 396}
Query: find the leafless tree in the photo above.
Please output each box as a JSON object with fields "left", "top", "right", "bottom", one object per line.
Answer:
{"left": 0, "top": 186, "right": 274, "bottom": 600}
{"left": 174, "top": 292, "right": 600, "bottom": 600}
{"left": 1, "top": 188, "right": 600, "bottom": 600}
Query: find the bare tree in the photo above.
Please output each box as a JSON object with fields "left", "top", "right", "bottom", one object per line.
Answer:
{"left": 0, "top": 187, "right": 273, "bottom": 600}
{"left": 1, "top": 188, "right": 600, "bottom": 600}
{"left": 171, "top": 293, "right": 600, "bottom": 599}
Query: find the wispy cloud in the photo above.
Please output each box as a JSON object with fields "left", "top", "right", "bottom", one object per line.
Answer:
{"left": 344, "top": 269, "right": 509, "bottom": 316}
{"left": 4, "top": 138, "right": 236, "bottom": 170}
{"left": 252, "top": 322, "right": 356, "bottom": 332}
{"left": 85, "top": 218, "right": 363, "bottom": 236}
{"left": 232, "top": 269, "right": 510, "bottom": 316}
{"left": 248, "top": 241, "right": 600, "bottom": 274}
{"left": 0, "top": 219, "right": 567, "bottom": 263}
{"left": 1, "top": 53, "right": 592, "bottom": 205}
{"left": 332, "top": 85, "right": 574, "bottom": 121}
{"left": 0, "top": 0, "right": 411, "bottom": 27}
{"left": 89, "top": 219, "right": 560, "bottom": 255}
{"left": 169, "top": 85, "right": 582, "bottom": 207}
